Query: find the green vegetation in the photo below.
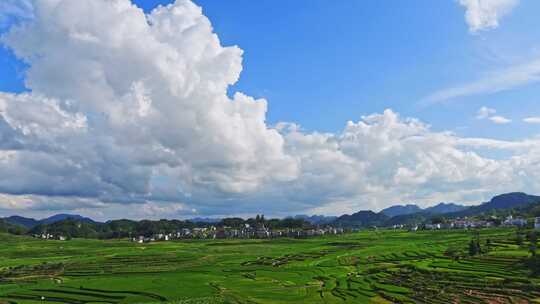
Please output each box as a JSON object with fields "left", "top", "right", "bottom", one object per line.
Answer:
{"left": 19, "top": 216, "right": 312, "bottom": 240}
{"left": 1, "top": 229, "right": 540, "bottom": 303}
{"left": 0, "top": 220, "right": 27, "bottom": 236}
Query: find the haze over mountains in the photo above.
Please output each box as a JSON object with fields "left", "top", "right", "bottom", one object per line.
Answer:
{"left": 2, "top": 192, "right": 540, "bottom": 230}
{"left": 333, "top": 192, "right": 540, "bottom": 227}
{"left": 380, "top": 203, "right": 468, "bottom": 217}
{"left": 3, "top": 214, "right": 95, "bottom": 229}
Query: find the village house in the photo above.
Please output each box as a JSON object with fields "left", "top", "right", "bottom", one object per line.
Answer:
{"left": 129, "top": 224, "right": 346, "bottom": 243}
{"left": 535, "top": 217, "right": 540, "bottom": 230}
{"left": 503, "top": 215, "right": 528, "bottom": 227}
{"left": 424, "top": 223, "right": 441, "bottom": 230}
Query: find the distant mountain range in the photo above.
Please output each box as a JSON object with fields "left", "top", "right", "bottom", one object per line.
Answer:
{"left": 380, "top": 204, "right": 422, "bottom": 217}
{"left": 292, "top": 215, "right": 337, "bottom": 225}
{"left": 3, "top": 215, "right": 39, "bottom": 228}
{"left": 447, "top": 192, "right": 540, "bottom": 217}
{"left": 424, "top": 203, "right": 468, "bottom": 214}
{"left": 380, "top": 202, "right": 467, "bottom": 217}
{"left": 185, "top": 217, "right": 221, "bottom": 224}
{"left": 1, "top": 214, "right": 227, "bottom": 229}
{"left": 2, "top": 192, "right": 540, "bottom": 230}
{"left": 2, "top": 214, "right": 95, "bottom": 229}
{"left": 334, "top": 211, "right": 389, "bottom": 228}
{"left": 334, "top": 192, "right": 540, "bottom": 228}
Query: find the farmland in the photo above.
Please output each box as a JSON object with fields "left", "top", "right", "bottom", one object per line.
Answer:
{"left": 1, "top": 229, "right": 539, "bottom": 304}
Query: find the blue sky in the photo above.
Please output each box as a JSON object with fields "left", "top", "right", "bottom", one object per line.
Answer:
{"left": 1, "top": 0, "right": 540, "bottom": 219}
{"left": 136, "top": 0, "right": 540, "bottom": 140}
{"left": 2, "top": 0, "right": 540, "bottom": 138}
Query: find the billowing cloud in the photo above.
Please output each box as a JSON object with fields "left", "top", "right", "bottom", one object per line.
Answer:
{"left": 458, "top": 0, "right": 519, "bottom": 33}
{"left": 1, "top": 0, "right": 297, "bottom": 196}
{"left": 0, "top": 0, "right": 298, "bottom": 216}
{"left": 0, "top": 0, "right": 539, "bottom": 219}
{"left": 282, "top": 110, "right": 539, "bottom": 212}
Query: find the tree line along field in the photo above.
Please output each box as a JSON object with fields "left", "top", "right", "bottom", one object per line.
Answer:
{"left": 1, "top": 229, "right": 539, "bottom": 304}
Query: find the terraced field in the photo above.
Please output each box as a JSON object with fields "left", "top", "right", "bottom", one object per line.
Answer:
{"left": 1, "top": 229, "right": 539, "bottom": 303}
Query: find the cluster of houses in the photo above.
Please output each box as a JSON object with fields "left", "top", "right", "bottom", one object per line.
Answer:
{"left": 503, "top": 215, "right": 529, "bottom": 227}
{"left": 33, "top": 233, "right": 67, "bottom": 241}
{"left": 131, "top": 225, "right": 346, "bottom": 243}
{"left": 30, "top": 216, "right": 540, "bottom": 242}
{"left": 394, "top": 216, "right": 540, "bottom": 231}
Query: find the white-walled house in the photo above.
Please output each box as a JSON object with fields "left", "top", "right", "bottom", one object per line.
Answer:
{"left": 535, "top": 217, "right": 540, "bottom": 230}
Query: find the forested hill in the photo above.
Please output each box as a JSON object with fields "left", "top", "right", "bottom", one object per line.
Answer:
{"left": 333, "top": 192, "right": 540, "bottom": 228}
{"left": 3, "top": 214, "right": 95, "bottom": 229}
{"left": 444, "top": 193, "right": 540, "bottom": 218}
{"left": 0, "top": 219, "right": 27, "bottom": 235}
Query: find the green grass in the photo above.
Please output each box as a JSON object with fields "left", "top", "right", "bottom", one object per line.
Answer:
{"left": 1, "top": 229, "right": 539, "bottom": 303}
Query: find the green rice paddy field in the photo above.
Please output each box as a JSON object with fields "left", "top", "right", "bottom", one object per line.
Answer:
{"left": 1, "top": 229, "right": 539, "bottom": 304}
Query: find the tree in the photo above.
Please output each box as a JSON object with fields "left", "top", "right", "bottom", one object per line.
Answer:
{"left": 528, "top": 231, "right": 538, "bottom": 243}
{"left": 431, "top": 216, "right": 445, "bottom": 225}
{"left": 485, "top": 238, "right": 492, "bottom": 252}
{"left": 0, "top": 220, "right": 27, "bottom": 235}
{"left": 516, "top": 232, "right": 524, "bottom": 246}
{"left": 525, "top": 255, "right": 540, "bottom": 276}
{"left": 469, "top": 239, "right": 479, "bottom": 256}
{"left": 445, "top": 247, "right": 460, "bottom": 261}
{"left": 220, "top": 218, "right": 245, "bottom": 228}
{"left": 530, "top": 243, "right": 538, "bottom": 257}
{"left": 529, "top": 231, "right": 538, "bottom": 257}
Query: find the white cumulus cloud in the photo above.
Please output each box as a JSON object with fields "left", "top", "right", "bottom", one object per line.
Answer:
{"left": 458, "top": 0, "right": 519, "bottom": 33}
{"left": 0, "top": 0, "right": 539, "bottom": 219}
{"left": 489, "top": 115, "right": 512, "bottom": 124}
{"left": 475, "top": 106, "right": 511, "bottom": 124}
{"left": 476, "top": 106, "right": 496, "bottom": 119}
{"left": 0, "top": 0, "right": 297, "bottom": 214}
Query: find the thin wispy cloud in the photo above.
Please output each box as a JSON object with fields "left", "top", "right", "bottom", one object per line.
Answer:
{"left": 422, "top": 58, "right": 540, "bottom": 105}
{"left": 523, "top": 117, "right": 540, "bottom": 124}
{"left": 419, "top": 0, "right": 532, "bottom": 106}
